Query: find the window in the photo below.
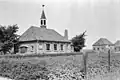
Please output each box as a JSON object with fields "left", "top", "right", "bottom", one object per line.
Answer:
{"left": 97, "top": 48, "right": 99, "bottom": 50}
{"left": 39, "top": 43, "right": 43, "bottom": 50}
{"left": 31, "top": 46, "right": 34, "bottom": 50}
{"left": 46, "top": 44, "right": 50, "bottom": 50}
{"left": 44, "top": 20, "right": 46, "bottom": 25}
{"left": 31, "top": 46, "right": 34, "bottom": 52}
{"left": 61, "top": 44, "right": 63, "bottom": 51}
{"left": 54, "top": 44, "right": 57, "bottom": 50}
{"left": 41, "top": 20, "right": 43, "bottom": 25}
{"left": 20, "top": 47, "right": 28, "bottom": 53}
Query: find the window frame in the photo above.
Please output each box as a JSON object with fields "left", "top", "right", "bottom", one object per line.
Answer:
{"left": 44, "top": 20, "right": 46, "bottom": 25}
{"left": 54, "top": 44, "right": 57, "bottom": 51}
{"left": 60, "top": 44, "right": 63, "bottom": 51}
{"left": 20, "top": 47, "right": 28, "bottom": 53}
{"left": 46, "top": 44, "right": 50, "bottom": 50}
{"left": 41, "top": 20, "right": 43, "bottom": 25}
{"left": 97, "top": 48, "right": 99, "bottom": 50}
{"left": 31, "top": 45, "right": 34, "bottom": 52}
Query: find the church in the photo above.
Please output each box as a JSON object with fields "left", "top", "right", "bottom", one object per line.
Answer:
{"left": 18, "top": 5, "right": 73, "bottom": 54}
{"left": 92, "top": 38, "right": 114, "bottom": 53}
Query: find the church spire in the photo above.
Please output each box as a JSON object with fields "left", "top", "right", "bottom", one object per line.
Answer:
{"left": 40, "top": 5, "right": 46, "bottom": 28}
{"left": 41, "top": 5, "right": 46, "bottom": 19}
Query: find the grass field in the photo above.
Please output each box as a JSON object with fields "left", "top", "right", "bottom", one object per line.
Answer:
{"left": 1, "top": 52, "right": 120, "bottom": 80}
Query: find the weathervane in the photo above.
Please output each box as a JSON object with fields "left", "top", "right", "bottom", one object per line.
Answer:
{"left": 42, "top": 5, "right": 45, "bottom": 7}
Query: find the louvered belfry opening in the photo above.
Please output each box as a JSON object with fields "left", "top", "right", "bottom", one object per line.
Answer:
{"left": 40, "top": 5, "right": 46, "bottom": 28}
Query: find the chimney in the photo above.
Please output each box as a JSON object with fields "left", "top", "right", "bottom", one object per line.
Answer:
{"left": 64, "top": 29, "right": 68, "bottom": 40}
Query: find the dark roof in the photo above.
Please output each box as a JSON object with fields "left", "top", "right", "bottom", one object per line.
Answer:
{"left": 40, "top": 10, "right": 46, "bottom": 19}
{"left": 19, "top": 26, "right": 70, "bottom": 42}
{"left": 92, "top": 38, "right": 113, "bottom": 46}
{"left": 114, "top": 40, "right": 120, "bottom": 46}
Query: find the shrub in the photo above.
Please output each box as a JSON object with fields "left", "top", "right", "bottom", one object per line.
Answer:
{"left": 0, "top": 59, "right": 49, "bottom": 80}
{"left": 0, "top": 52, "right": 82, "bottom": 59}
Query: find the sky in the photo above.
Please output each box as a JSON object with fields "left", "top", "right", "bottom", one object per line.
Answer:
{"left": 0, "top": 0, "right": 120, "bottom": 49}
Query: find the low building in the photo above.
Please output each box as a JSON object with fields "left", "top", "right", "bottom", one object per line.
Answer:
{"left": 92, "top": 38, "right": 114, "bottom": 53}
{"left": 18, "top": 5, "right": 73, "bottom": 54}
{"left": 114, "top": 40, "right": 120, "bottom": 52}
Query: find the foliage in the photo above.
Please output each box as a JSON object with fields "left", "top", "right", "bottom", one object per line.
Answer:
{"left": 1, "top": 53, "right": 120, "bottom": 80}
{"left": 71, "top": 31, "right": 86, "bottom": 52}
{"left": 0, "top": 52, "right": 82, "bottom": 59}
{"left": 0, "top": 24, "right": 19, "bottom": 54}
{"left": 86, "top": 54, "right": 120, "bottom": 80}
{"left": 0, "top": 54, "right": 85, "bottom": 80}
{"left": 0, "top": 59, "right": 49, "bottom": 80}
{"left": 47, "top": 61, "right": 84, "bottom": 80}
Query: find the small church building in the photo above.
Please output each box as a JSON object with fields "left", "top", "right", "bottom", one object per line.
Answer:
{"left": 18, "top": 5, "right": 73, "bottom": 54}
{"left": 114, "top": 40, "right": 120, "bottom": 52}
{"left": 92, "top": 38, "right": 114, "bottom": 53}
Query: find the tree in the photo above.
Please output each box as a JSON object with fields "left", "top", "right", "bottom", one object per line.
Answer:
{"left": 0, "top": 24, "right": 19, "bottom": 54}
{"left": 71, "top": 31, "right": 86, "bottom": 52}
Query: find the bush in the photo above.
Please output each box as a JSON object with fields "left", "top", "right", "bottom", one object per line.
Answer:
{"left": 0, "top": 52, "right": 82, "bottom": 59}
{"left": 0, "top": 59, "right": 49, "bottom": 80}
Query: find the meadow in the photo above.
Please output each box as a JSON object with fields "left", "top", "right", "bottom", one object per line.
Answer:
{"left": 0, "top": 52, "right": 120, "bottom": 80}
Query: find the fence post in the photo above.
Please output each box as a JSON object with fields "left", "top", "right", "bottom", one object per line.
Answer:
{"left": 108, "top": 49, "right": 111, "bottom": 72}
{"left": 83, "top": 52, "right": 88, "bottom": 80}
{"left": 108, "top": 49, "right": 110, "bottom": 72}
{"left": 105, "top": 45, "right": 111, "bottom": 72}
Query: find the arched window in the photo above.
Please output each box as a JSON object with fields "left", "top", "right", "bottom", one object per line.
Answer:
{"left": 41, "top": 20, "right": 43, "bottom": 25}
{"left": 44, "top": 20, "right": 46, "bottom": 25}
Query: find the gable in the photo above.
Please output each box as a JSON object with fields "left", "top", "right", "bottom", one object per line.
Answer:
{"left": 93, "top": 38, "right": 113, "bottom": 46}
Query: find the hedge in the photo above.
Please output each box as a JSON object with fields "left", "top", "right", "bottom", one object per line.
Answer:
{"left": 0, "top": 52, "right": 83, "bottom": 59}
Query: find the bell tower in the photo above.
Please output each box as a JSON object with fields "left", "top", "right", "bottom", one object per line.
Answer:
{"left": 40, "top": 5, "right": 46, "bottom": 28}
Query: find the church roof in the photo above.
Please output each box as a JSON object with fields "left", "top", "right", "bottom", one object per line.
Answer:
{"left": 19, "top": 26, "right": 70, "bottom": 42}
{"left": 92, "top": 38, "right": 113, "bottom": 46}
{"left": 41, "top": 10, "right": 46, "bottom": 19}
